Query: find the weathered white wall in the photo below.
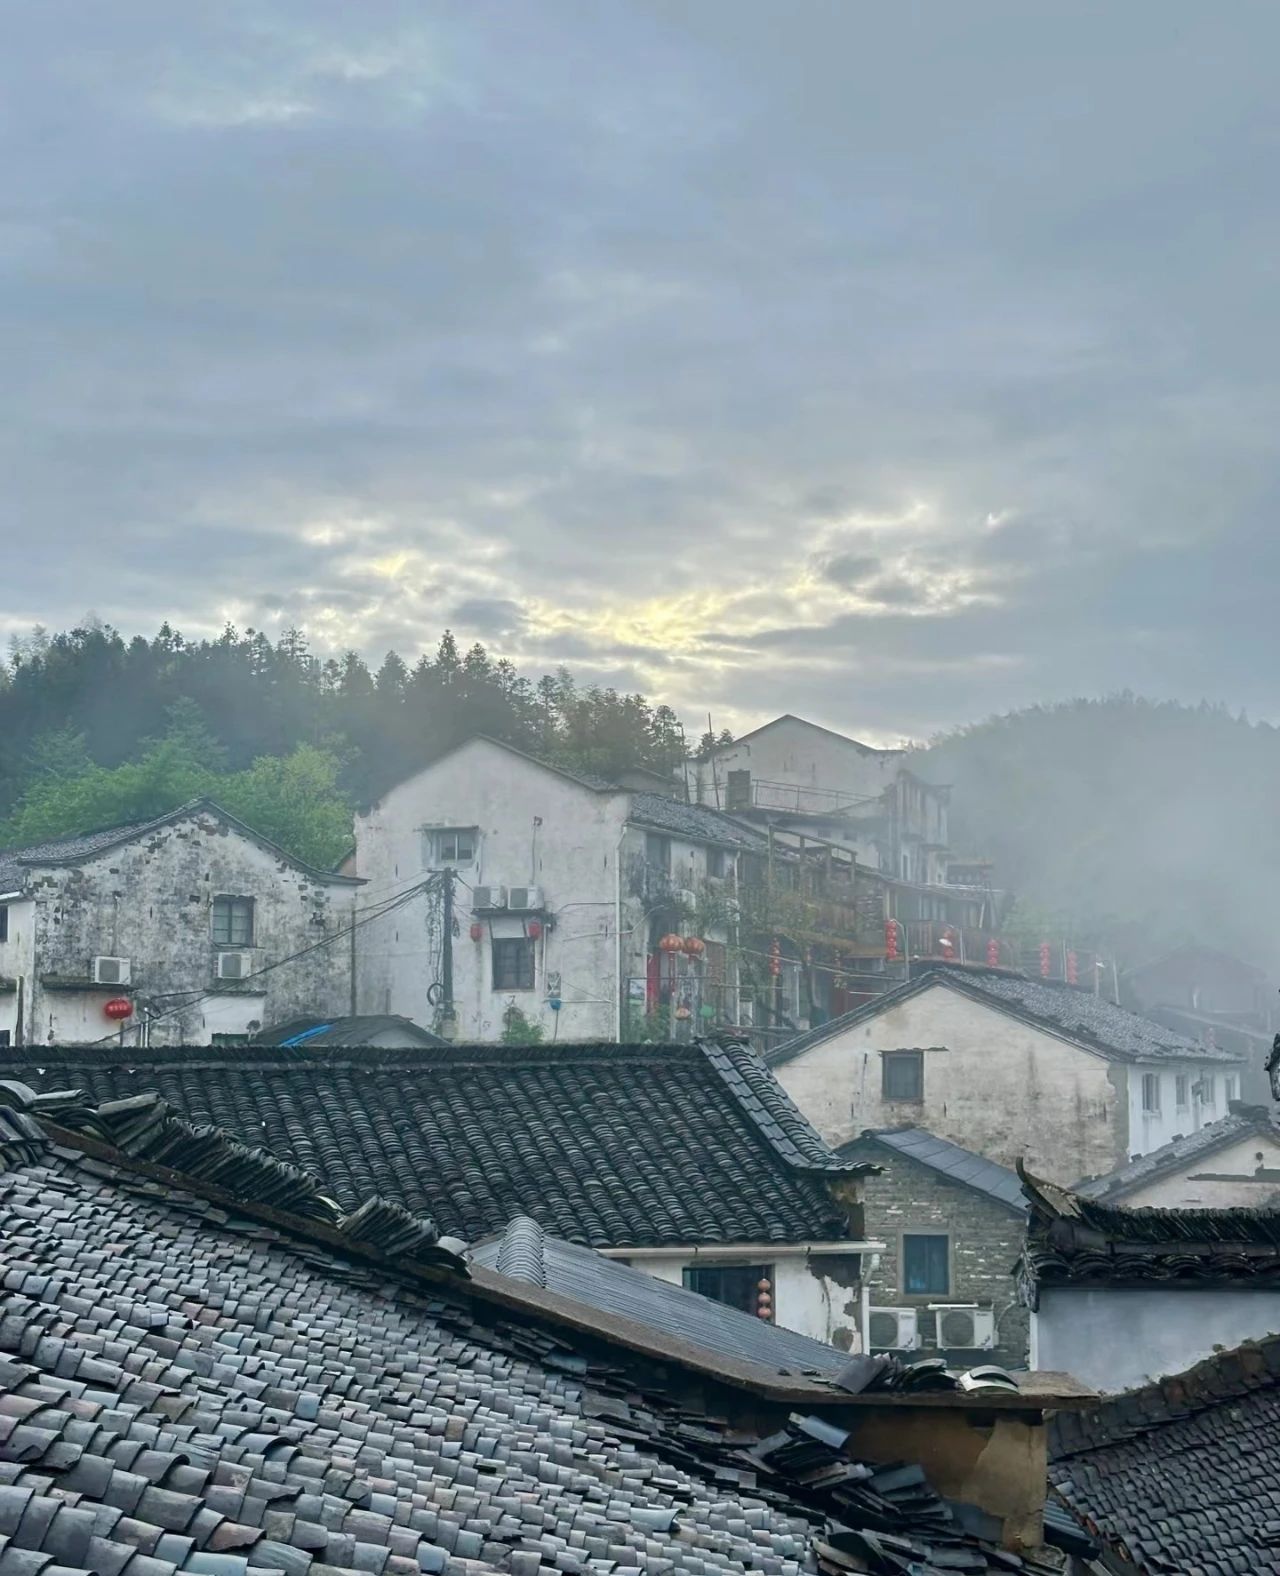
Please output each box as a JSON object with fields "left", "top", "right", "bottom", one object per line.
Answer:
{"left": 631, "top": 1251, "right": 864, "bottom": 1349}
{"left": 14, "top": 808, "right": 356, "bottom": 1046}
{"left": 1124, "top": 1062, "right": 1247, "bottom": 1155}
{"left": 774, "top": 983, "right": 1128, "bottom": 1182}
{"left": 1033, "top": 1288, "right": 1280, "bottom": 1391}
{"left": 1115, "top": 1131, "right": 1280, "bottom": 1207}
{"left": 355, "top": 740, "right": 633, "bottom": 1042}
{"left": 0, "top": 897, "right": 35, "bottom": 1043}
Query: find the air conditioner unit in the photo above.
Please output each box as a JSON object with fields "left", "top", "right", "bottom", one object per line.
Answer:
{"left": 934, "top": 1306, "right": 996, "bottom": 1350}
{"left": 92, "top": 956, "right": 131, "bottom": 986}
{"left": 507, "top": 885, "right": 544, "bottom": 913}
{"left": 216, "top": 951, "right": 255, "bottom": 982}
{"left": 868, "top": 1307, "right": 919, "bottom": 1351}
{"left": 675, "top": 888, "right": 698, "bottom": 909}
{"left": 472, "top": 885, "right": 507, "bottom": 911}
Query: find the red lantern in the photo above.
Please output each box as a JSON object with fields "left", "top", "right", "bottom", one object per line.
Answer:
{"left": 527, "top": 919, "right": 543, "bottom": 940}
{"left": 103, "top": 997, "right": 133, "bottom": 1021}
{"left": 985, "top": 937, "right": 1000, "bottom": 967}
{"left": 1039, "top": 942, "right": 1052, "bottom": 978}
{"left": 1066, "top": 950, "right": 1079, "bottom": 986}
{"left": 939, "top": 928, "right": 956, "bottom": 960}
{"left": 682, "top": 935, "right": 706, "bottom": 959}
{"left": 884, "top": 919, "right": 899, "bottom": 962}
{"left": 658, "top": 933, "right": 684, "bottom": 954}
{"left": 469, "top": 922, "right": 484, "bottom": 942}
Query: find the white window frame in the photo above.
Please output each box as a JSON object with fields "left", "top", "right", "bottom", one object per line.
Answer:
{"left": 1141, "top": 1072, "right": 1161, "bottom": 1114}
{"left": 423, "top": 826, "right": 479, "bottom": 868}
{"left": 1175, "top": 1074, "right": 1189, "bottom": 1109}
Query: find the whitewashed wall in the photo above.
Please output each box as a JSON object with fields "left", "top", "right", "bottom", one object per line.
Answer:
{"left": 1033, "top": 1288, "right": 1280, "bottom": 1391}
{"left": 0, "top": 897, "right": 35, "bottom": 1044}
{"left": 1107, "top": 1131, "right": 1280, "bottom": 1207}
{"left": 355, "top": 740, "right": 633, "bottom": 1042}
{"left": 773, "top": 983, "right": 1127, "bottom": 1182}
{"left": 1124, "top": 1061, "right": 1247, "bottom": 1155}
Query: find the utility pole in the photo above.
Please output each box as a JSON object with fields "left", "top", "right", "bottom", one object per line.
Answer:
{"left": 441, "top": 869, "right": 455, "bottom": 1028}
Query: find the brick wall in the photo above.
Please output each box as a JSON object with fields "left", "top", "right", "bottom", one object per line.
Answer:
{"left": 852, "top": 1142, "right": 1030, "bottom": 1369}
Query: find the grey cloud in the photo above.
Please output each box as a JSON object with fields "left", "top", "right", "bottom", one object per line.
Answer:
{"left": 3, "top": 2, "right": 1280, "bottom": 734}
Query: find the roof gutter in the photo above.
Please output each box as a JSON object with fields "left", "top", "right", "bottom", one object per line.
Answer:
{"left": 599, "top": 1240, "right": 884, "bottom": 1261}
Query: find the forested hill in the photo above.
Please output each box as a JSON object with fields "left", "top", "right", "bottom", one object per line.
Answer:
{"left": 916, "top": 696, "right": 1280, "bottom": 970}
{"left": 0, "top": 624, "right": 697, "bottom": 867}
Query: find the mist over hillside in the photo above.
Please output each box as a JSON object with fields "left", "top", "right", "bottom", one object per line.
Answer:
{"left": 916, "top": 695, "right": 1280, "bottom": 973}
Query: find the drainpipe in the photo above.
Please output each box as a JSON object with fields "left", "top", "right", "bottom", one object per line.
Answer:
{"left": 859, "top": 1251, "right": 881, "bottom": 1355}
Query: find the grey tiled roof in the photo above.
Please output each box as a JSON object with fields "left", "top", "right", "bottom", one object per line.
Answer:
{"left": 1076, "top": 1105, "right": 1279, "bottom": 1201}
{"left": 3, "top": 1038, "right": 862, "bottom": 1249}
{"left": 470, "top": 1215, "right": 853, "bottom": 1379}
{"left": 844, "top": 1127, "right": 1026, "bottom": 1214}
{"left": 0, "top": 1104, "right": 1063, "bottom": 1576}
{"left": 1050, "top": 1337, "right": 1280, "bottom": 1574}
{"left": 769, "top": 964, "right": 1247, "bottom": 1067}
{"left": 627, "top": 791, "right": 770, "bottom": 849}
{"left": 1016, "top": 1165, "right": 1280, "bottom": 1297}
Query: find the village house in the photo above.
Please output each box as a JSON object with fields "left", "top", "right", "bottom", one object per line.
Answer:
{"left": 0, "top": 798, "right": 359, "bottom": 1047}
{"left": 1049, "top": 1337, "right": 1280, "bottom": 1574}
{"left": 767, "top": 962, "right": 1249, "bottom": 1184}
{"left": 1076, "top": 1101, "right": 1280, "bottom": 1206}
{"left": 1017, "top": 1165, "right": 1280, "bottom": 1394}
{"left": 2, "top": 1034, "right": 884, "bottom": 1349}
{"left": 840, "top": 1127, "right": 1031, "bottom": 1369}
{"left": 352, "top": 734, "right": 776, "bottom": 1043}
{"left": 0, "top": 1079, "right": 1097, "bottom": 1572}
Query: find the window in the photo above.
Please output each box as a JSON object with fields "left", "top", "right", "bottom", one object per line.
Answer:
{"left": 0, "top": 1031, "right": 9, "bottom": 1048}
{"left": 492, "top": 937, "right": 536, "bottom": 991}
{"left": 0, "top": 906, "right": 7, "bottom": 943}
{"left": 1175, "top": 1074, "right": 1189, "bottom": 1109}
{"left": 1141, "top": 1073, "right": 1161, "bottom": 1113}
{"left": 682, "top": 1263, "right": 773, "bottom": 1317}
{"left": 902, "top": 1234, "right": 950, "bottom": 1296}
{"left": 645, "top": 832, "right": 671, "bottom": 872}
{"left": 706, "top": 847, "right": 729, "bottom": 879}
{"left": 882, "top": 1050, "right": 924, "bottom": 1101}
{"left": 1199, "top": 1074, "right": 1216, "bottom": 1108}
{"left": 1225, "top": 1074, "right": 1239, "bottom": 1103}
{"left": 212, "top": 896, "right": 255, "bottom": 947}
{"left": 424, "top": 827, "right": 477, "bottom": 867}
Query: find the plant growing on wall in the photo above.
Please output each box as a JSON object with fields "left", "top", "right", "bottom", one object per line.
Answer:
{"left": 499, "top": 1002, "right": 546, "bottom": 1046}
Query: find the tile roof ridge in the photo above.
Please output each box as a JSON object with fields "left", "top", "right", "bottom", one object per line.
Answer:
{"left": 695, "top": 1034, "right": 872, "bottom": 1173}
{"left": 0, "top": 1039, "right": 707, "bottom": 1069}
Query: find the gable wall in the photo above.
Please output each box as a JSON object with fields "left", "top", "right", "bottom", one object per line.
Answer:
{"left": 1115, "top": 1130, "right": 1280, "bottom": 1207}
{"left": 774, "top": 984, "right": 1128, "bottom": 1181}
{"left": 22, "top": 810, "right": 355, "bottom": 1045}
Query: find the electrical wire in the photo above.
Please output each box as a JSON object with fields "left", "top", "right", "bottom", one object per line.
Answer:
{"left": 88, "top": 873, "right": 447, "bottom": 1045}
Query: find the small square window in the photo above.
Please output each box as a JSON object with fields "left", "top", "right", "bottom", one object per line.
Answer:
{"left": 883, "top": 1050, "right": 924, "bottom": 1101}
{"left": 425, "top": 827, "right": 477, "bottom": 867}
{"left": 1175, "top": 1074, "right": 1189, "bottom": 1109}
{"left": 212, "top": 896, "right": 255, "bottom": 947}
{"left": 902, "top": 1234, "right": 949, "bottom": 1295}
{"left": 492, "top": 937, "right": 536, "bottom": 992}
{"left": 1141, "top": 1073, "right": 1161, "bottom": 1113}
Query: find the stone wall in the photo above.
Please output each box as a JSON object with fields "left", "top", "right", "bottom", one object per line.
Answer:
{"left": 852, "top": 1140, "right": 1030, "bottom": 1370}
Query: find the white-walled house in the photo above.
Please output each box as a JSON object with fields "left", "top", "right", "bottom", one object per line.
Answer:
{"left": 353, "top": 736, "right": 769, "bottom": 1043}
{"left": 0, "top": 799, "right": 359, "bottom": 1046}
{"left": 767, "top": 963, "right": 1249, "bottom": 1185}
{"left": 1076, "top": 1104, "right": 1280, "bottom": 1207}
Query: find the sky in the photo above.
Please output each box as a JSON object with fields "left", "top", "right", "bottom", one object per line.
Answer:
{"left": 4, "top": 1, "right": 1280, "bottom": 743}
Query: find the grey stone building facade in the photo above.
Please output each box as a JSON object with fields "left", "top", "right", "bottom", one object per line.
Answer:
{"left": 842, "top": 1126, "right": 1030, "bottom": 1370}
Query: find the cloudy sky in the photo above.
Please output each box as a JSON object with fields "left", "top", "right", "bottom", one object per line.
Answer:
{"left": 4, "top": 2, "right": 1279, "bottom": 741}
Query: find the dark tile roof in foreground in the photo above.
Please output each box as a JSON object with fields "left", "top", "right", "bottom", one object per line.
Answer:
{"left": 769, "top": 963, "right": 1247, "bottom": 1067}
{"left": 2, "top": 1039, "right": 868, "bottom": 1249}
{"left": 470, "top": 1216, "right": 852, "bottom": 1381}
{"left": 1076, "top": 1103, "right": 1280, "bottom": 1201}
{"left": 843, "top": 1128, "right": 1026, "bottom": 1214}
{"left": 252, "top": 1015, "right": 449, "bottom": 1049}
{"left": 1016, "top": 1163, "right": 1280, "bottom": 1302}
{"left": 0, "top": 1103, "right": 1073, "bottom": 1576}
{"left": 1050, "top": 1336, "right": 1280, "bottom": 1574}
